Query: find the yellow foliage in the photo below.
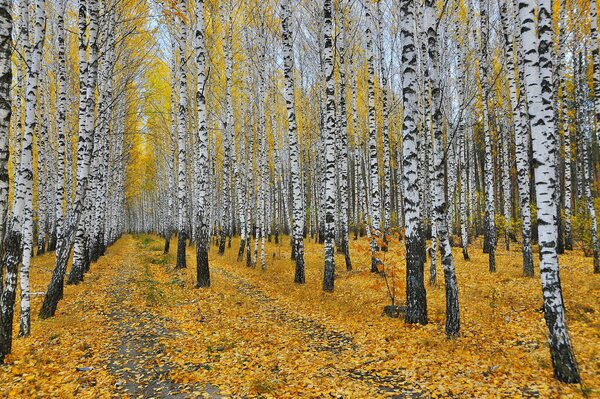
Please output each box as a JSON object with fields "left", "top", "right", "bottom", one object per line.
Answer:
{"left": 2, "top": 235, "right": 598, "bottom": 398}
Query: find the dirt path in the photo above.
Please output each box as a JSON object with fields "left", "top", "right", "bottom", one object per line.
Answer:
{"left": 210, "top": 265, "right": 427, "bottom": 398}
{"left": 105, "top": 238, "right": 223, "bottom": 399}
{"left": 213, "top": 268, "right": 355, "bottom": 354}
{"left": 105, "top": 235, "right": 429, "bottom": 397}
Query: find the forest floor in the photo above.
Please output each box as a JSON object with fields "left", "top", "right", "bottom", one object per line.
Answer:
{"left": 0, "top": 233, "right": 598, "bottom": 398}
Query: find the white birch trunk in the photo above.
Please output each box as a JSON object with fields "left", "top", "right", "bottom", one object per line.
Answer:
{"left": 401, "top": 0, "right": 427, "bottom": 325}
{"left": 281, "top": 0, "right": 306, "bottom": 282}
{"left": 322, "top": 0, "right": 336, "bottom": 292}
{"left": 18, "top": 0, "right": 45, "bottom": 337}
{"left": 365, "top": 4, "right": 381, "bottom": 273}
{"left": 517, "top": 0, "right": 580, "bottom": 383}
{"left": 479, "top": 0, "right": 496, "bottom": 272}
{"left": 501, "top": 2, "right": 533, "bottom": 275}
{"left": 175, "top": 0, "right": 188, "bottom": 270}
{"left": 0, "top": 0, "right": 11, "bottom": 249}
{"left": 195, "top": 0, "right": 210, "bottom": 287}
{"left": 425, "top": 0, "right": 459, "bottom": 337}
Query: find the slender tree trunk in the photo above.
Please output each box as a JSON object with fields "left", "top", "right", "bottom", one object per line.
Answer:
{"left": 591, "top": 0, "right": 600, "bottom": 148}
{"left": 195, "top": 0, "right": 209, "bottom": 287}
{"left": 337, "top": 4, "right": 351, "bottom": 271}
{"left": 0, "top": 0, "right": 10, "bottom": 251}
{"left": 479, "top": 0, "right": 496, "bottom": 272}
{"left": 564, "top": 67, "right": 573, "bottom": 251}
{"left": 281, "top": 0, "right": 306, "bottom": 283}
{"left": 165, "top": 29, "right": 179, "bottom": 254}
{"left": 176, "top": 0, "right": 188, "bottom": 270}
{"left": 425, "top": 0, "right": 459, "bottom": 337}
{"left": 456, "top": 26, "right": 470, "bottom": 261}
{"left": 376, "top": 1, "right": 391, "bottom": 241}
{"left": 460, "top": 128, "right": 470, "bottom": 260}
{"left": 428, "top": 121, "right": 436, "bottom": 284}
{"left": 365, "top": 4, "right": 381, "bottom": 273}
{"left": 67, "top": 0, "right": 99, "bottom": 285}
{"left": 322, "top": 0, "right": 336, "bottom": 292}
{"left": 68, "top": 0, "right": 97, "bottom": 283}
{"left": 501, "top": 2, "right": 533, "bottom": 276}
{"left": 517, "top": 0, "right": 580, "bottom": 383}
{"left": 235, "top": 126, "right": 247, "bottom": 262}
{"left": 0, "top": 0, "right": 11, "bottom": 364}
{"left": 401, "top": 0, "right": 427, "bottom": 325}
{"left": 218, "top": 1, "right": 233, "bottom": 256}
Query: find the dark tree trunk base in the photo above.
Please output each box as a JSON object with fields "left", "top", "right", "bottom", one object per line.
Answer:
{"left": 523, "top": 246, "right": 534, "bottom": 277}
{"left": 237, "top": 239, "right": 245, "bottom": 262}
{"left": 294, "top": 238, "right": 305, "bottom": 284}
{"left": 545, "top": 313, "right": 581, "bottom": 383}
{"left": 370, "top": 237, "right": 381, "bottom": 273}
{"left": 37, "top": 239, "right": 46, "bottom": 256}
{"left": 196, "top": 239, "right": 210, "bottom": 288}
{"left": 405, "top": 233, "right": 427, "bottom": 325}
{"left": 489, "top": 248, "right": 496, "bottom": 272}
{"left": 1, "top": 231, "right": 22, "bottom": 362}
{"left": 164, "top": 236, "right": 170, "bottom": 254}
{"left": 176, "top": 233, "right": 187, "bottom": 269}
{"left": 246, "top": 238, "right": 252, "bottom": 267}
{"left": 47, "top": 230, "right": 57, "bottom": 252}
{"left": 463, "top": 247, "right": 470, "bottom": 261}
{"left": 564, "top": 236, "right": 573, "bottom": 251}
{"left": 67, "top": 254, "right": 85, "bottom": 285}
{"left": 218, "top": 232, "right": 226, "bottom": 255}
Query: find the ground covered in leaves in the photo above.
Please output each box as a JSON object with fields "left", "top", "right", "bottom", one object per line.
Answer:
{"left": 0, "top": 234, "right": 598, "bottom": 398}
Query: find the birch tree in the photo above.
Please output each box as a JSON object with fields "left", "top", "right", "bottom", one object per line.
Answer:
{"left": 517, "top": 0, "right": 580, "bottom": 383}
{"left": 479, "top": 0, "right": 496, "bottom": 272}
{"left": 365, "top": 3, "right": 381, "bottom": 273}
{"left": 0, "top": 0, "right": 11, "bottom": 364}
{"left": 336, "top": 1, "right": 351, "bottom": 271}
{"left": 176, "top": 0, "right": 189, "bottom": 270}
{"left": 425, "top": 0, "right": 459, "bottom": 337}
{"left": 195, "top": 0, "right": 210, "bottom": 287}
{"left": 67, "top": 0, "right": 100, "bottom": 285}
{"left": 590, "top": 0, "right": 600, "bottom": 148}
{"left": 219, "top": 0, "right": 233, "bottom": 256}
{"left": 401, "top": 0, "right": 427, "bottom": 325}
{"left": 322, "top": 0, "right": 336, "bottom": 292}
{"left": 0, "top": 0, "right": 10, "bottom": 247}
{"left": 500, "top": 1, "right": 533, "bottom": 276}
{"left": 281, "top": 0, "right": 306, "bottom": 283}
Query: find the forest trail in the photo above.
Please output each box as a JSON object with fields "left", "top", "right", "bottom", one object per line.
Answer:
{"left": 106, "top": 239, "right": 224, "bottom": 398}
{"left": 209, "top": 268, "right": 425, "bottom": 397}
{"left": 0, "top": 234, "right": 598, "bottom": 398}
